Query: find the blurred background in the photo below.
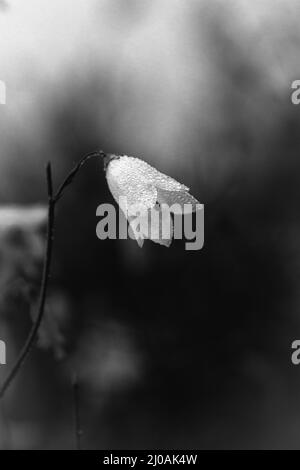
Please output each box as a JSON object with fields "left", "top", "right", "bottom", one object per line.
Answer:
{"left": 0, "top": 0, "right": 300, "bottom": 449}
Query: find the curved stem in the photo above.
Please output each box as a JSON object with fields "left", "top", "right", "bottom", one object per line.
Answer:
{"left": 0, "top": 163, "right": 55, "bottom": 398}
{"left": 54, "top": 150, "right": 105, "bottom": 202}
{"left": 0, "top": 150, "right": 105, "bottom": 400}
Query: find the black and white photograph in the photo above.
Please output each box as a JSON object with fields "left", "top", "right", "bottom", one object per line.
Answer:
{"left": 0, "top": 0, "right": 300, "bottom": 454}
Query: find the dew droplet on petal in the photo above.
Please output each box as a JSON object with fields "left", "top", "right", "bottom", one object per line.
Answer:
{"left": 157, "top": 188, "right": 202, "bottom": 213}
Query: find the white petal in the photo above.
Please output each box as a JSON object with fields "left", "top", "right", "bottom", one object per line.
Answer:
{"left": 149, "top": 169, "right": 189, "bottom": 192}
{"left": 128, "top": 221, "right": 145, "bottom": 247}
{"left": 106, "top": 156, "right": 157, "bottom": 214}
{"left": 104, "top": 155, "right": 200, "bottom": 247}
{"left": 149, "top": 204, "right": 173, "bottom": 247}
{"left": 157, "top": 189, "right": 203, "bottom": 214}
{"left": 128, "top": 204, "right": 173, "bottom": 248}
{"left": 120, "top": 156, "right": 189, "bottom": 192}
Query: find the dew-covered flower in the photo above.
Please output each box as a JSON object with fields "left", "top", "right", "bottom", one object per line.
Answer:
{"left": 104, "top": 154, "right": 202, "bottom": 247}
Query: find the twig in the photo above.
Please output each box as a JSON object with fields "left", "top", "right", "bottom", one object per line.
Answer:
{"left": 0, "top": 163, "right": 55, "bottom": 398}
{"left": 72, "top": 372, "right": 82, "bottom": 450}
{"left": 0, "top": 150, "right": 106, "bottom": 399}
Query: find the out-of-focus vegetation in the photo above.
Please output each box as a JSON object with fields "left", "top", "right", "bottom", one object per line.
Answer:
{"left": 1, "top": 0, "right": 300, "bottom": 449}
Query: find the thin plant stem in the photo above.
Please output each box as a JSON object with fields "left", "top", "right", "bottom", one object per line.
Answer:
{"left": 54, "top": 150, "right": 105, "bottom": 202}
{"left": 0, "top": 150, "right": 106, "bottom": 400}
{"left": 0, "top": 163, "right": 55, "bottom": 399}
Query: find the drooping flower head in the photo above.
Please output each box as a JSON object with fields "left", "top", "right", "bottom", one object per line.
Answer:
{"left": 104, "top": 154, "right": 202, "bottom": 247}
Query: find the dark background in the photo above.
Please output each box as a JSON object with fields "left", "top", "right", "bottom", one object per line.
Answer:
{"left": 0, "top": 0, "right": 300, "bottom": 449}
